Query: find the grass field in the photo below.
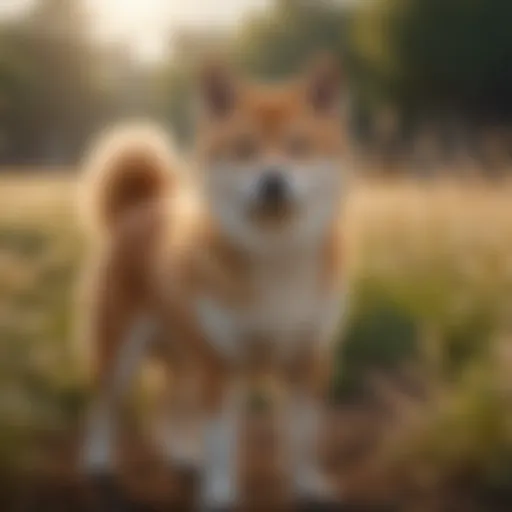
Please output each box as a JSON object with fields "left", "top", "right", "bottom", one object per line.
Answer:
{"left": 1, "top": 173, "right": 512, "bottom": 510}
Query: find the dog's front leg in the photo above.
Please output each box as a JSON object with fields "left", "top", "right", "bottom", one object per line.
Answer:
{"left": 199, "top": 362, "right": 241, "bottom": 512}
{"left": 282, "top": 350, "right": 338, "bottom": 511}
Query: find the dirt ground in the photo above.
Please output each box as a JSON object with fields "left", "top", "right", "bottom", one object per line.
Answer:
{"left": 0, "top": 410, "right": 379, "bottom": 512}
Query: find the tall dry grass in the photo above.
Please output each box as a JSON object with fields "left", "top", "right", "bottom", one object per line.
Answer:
{"left": 0, "top": 173, "right": 511, "bottom": 509}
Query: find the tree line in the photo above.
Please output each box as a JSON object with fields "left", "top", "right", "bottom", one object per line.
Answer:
{"left": 1, "top": 0, "right": 511, "bottom": 170}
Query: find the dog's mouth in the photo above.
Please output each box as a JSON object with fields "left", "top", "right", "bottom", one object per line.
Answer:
{"left": 247, "top": 198, "right": 296, "bottom": 228}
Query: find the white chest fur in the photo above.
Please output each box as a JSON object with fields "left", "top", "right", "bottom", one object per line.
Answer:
{"left": 194, "top": 250, "right": 344, "bottom": 362}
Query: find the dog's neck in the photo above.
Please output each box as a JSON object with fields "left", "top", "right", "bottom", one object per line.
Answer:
{"left": 202, "top": 213, "right": 343, "bottom": 290}
{"left": 205, "top": 213, "right": 329, "bottom": 262}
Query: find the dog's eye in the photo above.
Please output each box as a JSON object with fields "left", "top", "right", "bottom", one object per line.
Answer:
{"left": 231, "top": 135, "right": 259, "bottom": 162}
{"left": 286, "top": 133, "right": 313, "bottom": 158}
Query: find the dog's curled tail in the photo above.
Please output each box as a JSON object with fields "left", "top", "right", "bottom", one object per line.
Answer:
{"left": 81, "top": 123, "right": 176, "bottom": 237}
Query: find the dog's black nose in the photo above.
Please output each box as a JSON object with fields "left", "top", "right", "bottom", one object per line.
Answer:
{"left": 258, "top": 171, "right": 287, "bottom": 205}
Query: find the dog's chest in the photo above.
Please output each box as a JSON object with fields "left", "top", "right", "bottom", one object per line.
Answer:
{"left": 194, "top": 255, "right": 341, "bottom": 361}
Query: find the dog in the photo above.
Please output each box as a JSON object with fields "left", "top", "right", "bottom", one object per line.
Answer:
{"left": 79, "top": 55, "right": 350, "bottom": 511}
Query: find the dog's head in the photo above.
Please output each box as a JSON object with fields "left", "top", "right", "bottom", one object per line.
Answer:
{"left": 196, "top": 55, "right": 349, "bottom": 253}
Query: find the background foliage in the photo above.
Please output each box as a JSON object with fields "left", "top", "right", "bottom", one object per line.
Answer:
{"left": 1, "top": 0, "right": 512, "bottom": 165}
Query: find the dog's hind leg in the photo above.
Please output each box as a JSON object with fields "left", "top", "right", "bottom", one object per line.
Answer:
{"left": 82, "top": 308, "right": 156, "bottom": 511}
{"left": 78, "top": 252, "right": 158, "bottom": 512}
{"left": 82, "top": 313, "right": 156, "bottom": 474}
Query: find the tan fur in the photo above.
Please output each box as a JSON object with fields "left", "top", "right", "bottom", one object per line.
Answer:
{"left": 198, "top": 84, "right": 346, "bottom": 163}
{"left": 81, "top": 87, "right": 345, "bottom": 399}
{"left": 81, "top": 124, "right": 175, "bottom": 237}
{"left": 80, "top": 59, "right": 348, "bottom": 505}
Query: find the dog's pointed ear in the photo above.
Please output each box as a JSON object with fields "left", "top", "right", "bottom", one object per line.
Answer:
{"left": 304, "top": 53, "right": 343, "bottom": 114}
{"left": 199, "top": 58, "right": 237, "bottom": 118}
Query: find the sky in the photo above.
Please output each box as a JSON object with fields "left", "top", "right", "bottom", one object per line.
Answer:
{"left": 0, "top": 0, "right": 272, "bottom": 62}
{"left": 88, "top": 0, "right": 272, "bottom": 61}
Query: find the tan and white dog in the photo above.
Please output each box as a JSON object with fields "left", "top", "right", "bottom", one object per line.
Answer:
{"left": 80, "top": 56, "right": 349, "bottom": 511}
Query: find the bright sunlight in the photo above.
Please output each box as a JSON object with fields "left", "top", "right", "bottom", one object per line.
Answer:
{"left": 88, "top": 0, "right": 172, "bottom": 61}
{"left": 87, "top": 0, "right": 270, "bottom": 62}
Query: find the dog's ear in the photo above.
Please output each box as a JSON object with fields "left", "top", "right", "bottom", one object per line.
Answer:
{"left": 199, "top": 58, "right": 238, "bottom": 118}
{"left": 304, "top": 53, "right": 343, "bottom": 114}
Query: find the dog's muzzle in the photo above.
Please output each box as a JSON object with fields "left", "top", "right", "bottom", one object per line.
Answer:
{"left": 253, "top": 169, "right": 292, "bottom": 217}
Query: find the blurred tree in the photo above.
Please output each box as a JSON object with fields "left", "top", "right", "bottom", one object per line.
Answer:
{"left": 233, "top": 0, "right": 350, "bottom": 78}
{"left": 0, "top": 0, "right": 115, "bottom": 165}
{"left": 353, "top": 0, "right": 512, "bottom": 123}
{"left": 1, "top": 0, "right": 512, "bottom": 166}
